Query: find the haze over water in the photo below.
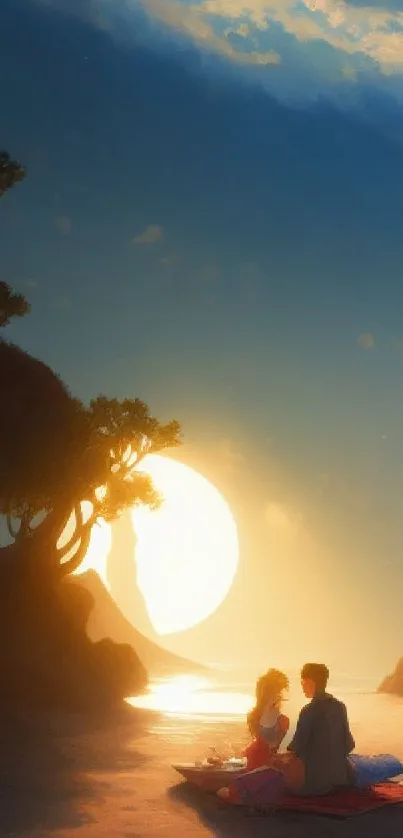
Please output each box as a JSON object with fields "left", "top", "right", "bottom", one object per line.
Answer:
{"left": 129, "top": 668, "right": 403, "bottom": 761}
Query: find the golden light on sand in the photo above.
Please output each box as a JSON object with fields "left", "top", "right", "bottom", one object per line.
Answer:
{"left": 131, "top": 455, "right": 239, "bottom": 635}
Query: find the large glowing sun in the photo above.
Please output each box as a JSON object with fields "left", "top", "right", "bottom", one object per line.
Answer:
{"left": 131, "top": 455, "right": 239, "bottom": 634}
{"left": 75, "top": 455, "right": 239, "bottom": 636}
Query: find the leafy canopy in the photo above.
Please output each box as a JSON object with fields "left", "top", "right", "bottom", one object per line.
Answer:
{"left": 0, "top": 150, "right": 182, "bottom": 576}
{"left": 0, "top": 344, "right": 181, "bottom": 575}
{"left": 0, "top": 281, "right": 31, "bottom": 328}
{"left": 0, "top": 151, "right": 30, "bottom": 327}
{"left": 0, "top": 150, "right": 26, "bottom": 198}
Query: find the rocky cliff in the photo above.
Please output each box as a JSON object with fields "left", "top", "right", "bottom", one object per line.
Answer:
{"left": 76, "top": 570, "right": 203, "bottom": 676}
{"left": 378, "top": 658, "right": 403, "bottom": 696}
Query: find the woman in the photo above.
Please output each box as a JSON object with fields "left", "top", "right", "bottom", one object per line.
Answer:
{"left": 243, "top": 668, "right": 290, "bottom": 770}
{"left": 218, "top": 669, "right": 304, "bottom": 804}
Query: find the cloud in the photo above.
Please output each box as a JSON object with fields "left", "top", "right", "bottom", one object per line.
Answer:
{"left": 159, "top": 252, "right": 180, "bottom": 267}
{"left": 195, "top": 0, "right": 403, "bottom": 73}
{"left": 139, "top": 0, "right": 403, "bottom": 78}
{"left": 357, "top": 332, "right": 375, "bottom": 349}
{"left": 140, "top": 0, "right": 281, "bottom": 64}
{"left": 133, "top": 224, "right": 164, "bottom": 245}
{"left": 32, "top": 0, "right": 403, "bottom": 102}
{"left": 341, "top": 65, "right": 358, "bottom": 81}
{"left": 224, "top": 23, "right": 251, "bottom": 38}
{"left": 55, "top": 215, "right": 72, "bottom": 235}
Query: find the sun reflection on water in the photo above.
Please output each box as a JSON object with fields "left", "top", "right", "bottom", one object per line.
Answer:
{"left": 127, "top": 675, "right": 253, "bottom": 718}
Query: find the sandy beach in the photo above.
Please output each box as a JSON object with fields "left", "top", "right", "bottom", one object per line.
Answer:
{"left": 2, "top": 699, "right": 403, "bottom": 838}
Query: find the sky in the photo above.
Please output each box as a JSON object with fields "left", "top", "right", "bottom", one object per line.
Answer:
{"left": 1, "top": 0, "right": 403, "bottom": 678}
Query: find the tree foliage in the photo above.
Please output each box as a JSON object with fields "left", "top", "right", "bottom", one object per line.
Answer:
{"left": 0, "top": 150, "right": 182, "bottom": 578}
{"left": 0, "top": 150, "right": 26, "bottom": 198}
{"left": 0, "top": 281, "right": 31, "bottom": 327}
{"left": 0, "top": 152, "right": 30, "bottom": 327}
{"left": 1, "top": 342, "right": 181, "bottom": 577}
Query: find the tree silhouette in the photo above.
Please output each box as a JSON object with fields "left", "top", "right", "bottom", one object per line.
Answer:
{"left": 0, "top": 150, "right": 26, "bottom": 198}
{"left": 0, "top": 153, "right": 181, "bottom": 578}
{"left": 0, "top": 281, "right": 30, "bottom": 327}
{"left": 0, "top": 152, "right": 181, "bottom": 708}
{"left": 0, "top": 344, "right": 181, "bottom": 577}
{"left": 0, "top": 152, "right": 30, "bottom": 327}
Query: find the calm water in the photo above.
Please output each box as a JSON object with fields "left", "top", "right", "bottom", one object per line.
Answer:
{"left": 128, "top": 668, "right": 403, "bottom": 759}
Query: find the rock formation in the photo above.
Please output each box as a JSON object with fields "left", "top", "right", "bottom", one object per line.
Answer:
{"left": 77, "top": 570, "right": 204, "bottom": 676}
{"left": 378, "top": 658, "right": 403, "bottom": 696}
{"left": 0, "top": 566, "right": 147, "bottom": 712}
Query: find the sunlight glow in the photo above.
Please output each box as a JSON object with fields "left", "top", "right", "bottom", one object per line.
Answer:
{"left": 131, "top": 455, "right": 239, "bottom": 635}
{"left": 72, "top": 456, "right": 239, "bottom": 637}
{"left": 71, "top": 507, "right": 112, "bottom": 588}
{"left": 128, "top": 674, "right": 252, "bottom": 717}
{"left": 74, "top": 518, "right": 112, "bottom": 585}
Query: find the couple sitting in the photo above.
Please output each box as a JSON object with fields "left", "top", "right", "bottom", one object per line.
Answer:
{"left": 220, "top": 662, "right": 355, "bottom": 802}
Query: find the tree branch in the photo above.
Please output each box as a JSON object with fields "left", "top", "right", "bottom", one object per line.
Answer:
{"left": 56, "top": 503, "right": 84, "bottom": 559}
{"left": 57, "top": 518, "right": 94, "bottom": 578}
{"left": 33, "top": 501, "right": 76, "bottom": 549}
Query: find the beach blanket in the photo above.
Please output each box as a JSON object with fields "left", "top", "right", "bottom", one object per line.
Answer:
{"left": 278, "top": 782, "right": 403, "bottom": 817}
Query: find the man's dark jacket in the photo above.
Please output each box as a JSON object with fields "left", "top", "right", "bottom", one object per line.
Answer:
{"left": 287, "top": 692, "right": 355, "bottom": 795}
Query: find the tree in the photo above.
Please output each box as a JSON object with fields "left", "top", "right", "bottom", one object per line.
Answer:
{"left": 0, "top": 151, "right": 181, "bottom": 579}
{"left": 0, "top": 151, "right": 181, "bottom": 709}
{"left": 0, "top": 344, "right": 181, "bottom": 577}
{"left": 0, "top": 150, "right": 26, "bottom": 198}
{"left": 0, "top": 151, "right": 30, "bottom": 327}
{"left": 0, "top": 281, "right": 30, "bottom": 327}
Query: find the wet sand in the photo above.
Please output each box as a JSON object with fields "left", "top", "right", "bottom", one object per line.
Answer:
{"left": 1, "top": 705, "right": 403, "bottom": 838}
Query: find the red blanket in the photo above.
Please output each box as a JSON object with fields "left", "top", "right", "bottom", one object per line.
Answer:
{"left": 279, "top": 783, "right": 403, "bottom": 816}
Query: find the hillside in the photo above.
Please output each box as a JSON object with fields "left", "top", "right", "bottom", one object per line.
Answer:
{"left": 72, "top": 570, "right": 203, "bottom": 677}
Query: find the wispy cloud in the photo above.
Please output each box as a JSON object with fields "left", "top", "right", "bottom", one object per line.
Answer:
{"left": 141, "top": 0, "right": 281, "bottom": 64}
{"left": 55, "top": 215, "right": 72, "bottom": 235}
{"left": 159, "top": 251, "right": 180, "bottom": 267}
{"left": 357, "top": 332, "right": 375, "bottom": 350}
{"left": 133, "top": 224, "right": 164, "bottom": 245}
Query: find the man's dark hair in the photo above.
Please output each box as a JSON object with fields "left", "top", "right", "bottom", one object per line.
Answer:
{"left": 301, "top": 663, "right": 329, "bottom": 691}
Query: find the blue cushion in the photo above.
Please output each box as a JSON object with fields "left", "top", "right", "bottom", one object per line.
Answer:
{"left": 348, "top": 754, "right": 403, "bottom": 788}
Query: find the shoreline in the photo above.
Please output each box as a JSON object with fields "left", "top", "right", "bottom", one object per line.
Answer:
{"left": 1, "top": 703, "right": 403, "bottom": 838}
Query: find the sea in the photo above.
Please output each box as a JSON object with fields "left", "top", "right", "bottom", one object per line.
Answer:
{"left": 128, "top": 666, "right": 403, "bottom": 761}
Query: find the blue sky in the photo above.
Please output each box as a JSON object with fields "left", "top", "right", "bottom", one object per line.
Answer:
{"left": 2, "top": 0, "right": 403, "bottom": 672}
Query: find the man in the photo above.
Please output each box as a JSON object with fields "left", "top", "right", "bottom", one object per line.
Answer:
{"left": 286, "top": 662, "right": 355, "bottom": 796}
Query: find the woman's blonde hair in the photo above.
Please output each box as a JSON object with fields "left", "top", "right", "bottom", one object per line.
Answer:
{"left": 247, "top": 668, "right": 289, "bottom": 735}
